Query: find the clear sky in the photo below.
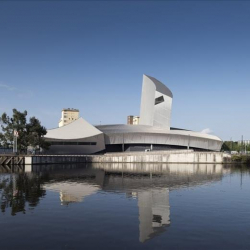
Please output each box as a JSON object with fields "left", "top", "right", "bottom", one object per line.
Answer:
{"left": 0, "top": 1, "right": 250, "bottom": 141}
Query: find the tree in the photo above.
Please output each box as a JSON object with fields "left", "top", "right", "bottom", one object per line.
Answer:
{"left": 0, "top": 109, "right": 50, "bottom": 153}
{"left": 0, "top": 136, "right": 3, "bottom": 147}
{"left": 26, "top": 117, "right": 50, "bottom": 151}
{"left": 221, "top": 142, "right": 230, "bottom": 151}
{"left": 221, "top": 141, "right": 250, "bottom": 152}
{"left": 0, "top": 109, "right": 28, "bottom": 150}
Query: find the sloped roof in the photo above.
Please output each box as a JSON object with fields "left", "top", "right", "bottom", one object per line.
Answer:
{"left": 45, "top": 117, "right": 103, "bottom": 140}
{"left": 144, "top": 75, "right": 173, "bottom": 98}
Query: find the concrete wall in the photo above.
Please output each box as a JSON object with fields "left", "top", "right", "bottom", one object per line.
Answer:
{"left": 91, "top": 152, "right": 230, "bottom": 164}
{"left": 25, "top": 156, "right": 32, "bottom": 165}
{"left": 25, "top": 151, "right": 231, "bottom": 165}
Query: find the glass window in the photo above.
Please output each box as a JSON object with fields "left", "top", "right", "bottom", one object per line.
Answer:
{"left": 155, "top": 96, "right": 164, "bottom": 105}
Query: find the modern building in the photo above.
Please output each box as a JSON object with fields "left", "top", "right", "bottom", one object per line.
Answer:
{"left": 127, "top": 116, "right": 133, "bottom": 125}
{"left": 127, "top": 115, "right": 140, "bottom": 125}
{"left": 45, "top": 75, "right": 223, "bottom": 154}
{"left": 58, "top": 108, "right": 79, "bottom": 127}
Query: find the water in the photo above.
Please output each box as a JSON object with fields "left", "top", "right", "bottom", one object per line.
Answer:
{"left": 1, "top": 163, "right": 250, "bottom": 249}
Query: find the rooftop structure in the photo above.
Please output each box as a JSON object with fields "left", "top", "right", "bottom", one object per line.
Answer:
{"left": 127, "top": 115, "right": 140, "bottom": 125}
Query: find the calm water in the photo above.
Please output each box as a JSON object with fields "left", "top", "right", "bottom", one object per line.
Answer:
{"left": 1, "top": 163, "right": 250, "bottom": 250}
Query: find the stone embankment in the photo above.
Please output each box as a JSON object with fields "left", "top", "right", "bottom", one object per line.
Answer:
{"left": 25, "top": 150, "right": 231, "bottom": 165}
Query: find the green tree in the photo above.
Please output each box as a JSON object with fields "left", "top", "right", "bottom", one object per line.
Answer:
{"left": 221, "top": 141, "right": 246, "bottom": 152}
{"left": 0, "top": 109, "right": 28, "bottom": 150}
{"left": 26, "top": 117, "right": 50, "bottom": 151}
{"left": 0, "top": 136, "right": 3, "bottom": 147}
{"left": 0, "top": 109, "right": 49, "bottom": 153}
{"left": 221, "top": 142, "right": 230, "bottom": 151}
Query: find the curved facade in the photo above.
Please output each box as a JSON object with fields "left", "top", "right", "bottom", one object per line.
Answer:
{"left": 44, "top": 75, "right": 222, "bottom": 154}
{"left": 95, "top": 124, "right": 222, "bottom": 152}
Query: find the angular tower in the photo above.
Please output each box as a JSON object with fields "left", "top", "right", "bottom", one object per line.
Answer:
{"left": 139, "top": 75, "right": 173, "bottom": 128}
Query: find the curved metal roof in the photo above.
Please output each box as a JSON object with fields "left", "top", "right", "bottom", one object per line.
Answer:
{"left": 95, "top": 124, "right": 222, "bottom": 142}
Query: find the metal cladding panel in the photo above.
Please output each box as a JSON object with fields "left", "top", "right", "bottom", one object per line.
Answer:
{"left": 45, "top": 134, "right": 106, "bottom": 154}
{"left": 96, "top": 124, "right": 221, "bottom": 141}
{"left": 139, "top": 75, "right": 155, "bottom": 126}
{"left": 146, "top": 75, "right": 173, "bottom": 98}
{"left": 101, "top": 127, "right": 222, "bottom": 151}
{"left": 46, "top": 117, "right": 103, "bottom": 140}
{"left": 153, "top": 92, "right": 172, "bottom": 128}
{"left": 139, "top": 75, "right": 173, "bottom": 129}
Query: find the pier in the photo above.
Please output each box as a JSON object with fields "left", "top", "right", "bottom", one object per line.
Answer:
{"left": 0, "top": 155, "right": 25, "bottom": 166}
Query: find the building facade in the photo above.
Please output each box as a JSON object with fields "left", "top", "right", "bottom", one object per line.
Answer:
{"left": 59, "top": 108, "right": 79, "bottom": 127}
{"left": 127, "top": 116, "right": 140, "bottom": 125}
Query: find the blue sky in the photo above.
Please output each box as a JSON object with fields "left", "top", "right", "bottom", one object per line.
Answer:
{"left": 0, "top": 1, "right": 250, "bottom": 141}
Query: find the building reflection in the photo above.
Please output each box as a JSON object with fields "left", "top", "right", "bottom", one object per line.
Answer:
{"left": 30, "top": 163, "right": 226, "bottom": 242}
{"left": 0, "top": 163, "right": 228, "bottom": 242}
{"left": 136, "top": 189, "right": 170, "bottom": 242}
{"left": 91, "top": 163, "right": 226, "bottom": 243}
{"left": 46, "top": 182, "right": 100, "bottom": 205}
{"left": 38, "top": 166, "right": 105, "bottom": 205}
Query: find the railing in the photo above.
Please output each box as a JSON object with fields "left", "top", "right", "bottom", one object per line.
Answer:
{"left": 0, "top": 155, "right": 25, "bottom": 166}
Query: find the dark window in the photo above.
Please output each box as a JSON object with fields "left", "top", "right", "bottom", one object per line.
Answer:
{"left": 78, "top": 142, "right": 97, "bottom": 145}
{"left": 155, "top": 96, "right": 164, "bottom": 105}
{"left": 153, "top": 214, "right": 162, "bottom": 223}
{"left": 49, "top": 141, "right": 96, "bottom": 146}
{"left": 49, "top": 141, "right": 62, "bottom": 145}
{"left": 63, "top": 141, "right": 76, "bottom": 145}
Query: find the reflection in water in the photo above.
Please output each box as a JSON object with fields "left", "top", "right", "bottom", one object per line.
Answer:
{"left": 46, "top": 182, "right": 100, "bottom": 205}
{"left": 93, "top": 163, "right": 226, "bottom": 191}
{"left": 36, "top": 166, "right": 105, "bottom": 205}
{"left": 0, "top": 163, "right": 228, "bottom": 242}
{"left": 137, "top": 189, "right": 170, "bottom": 242}
{"left": 0, "top": 172, "right": 46, "bottom": 215}
{"left": 91, "top": 163, "right": 225, "bottom": 243}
